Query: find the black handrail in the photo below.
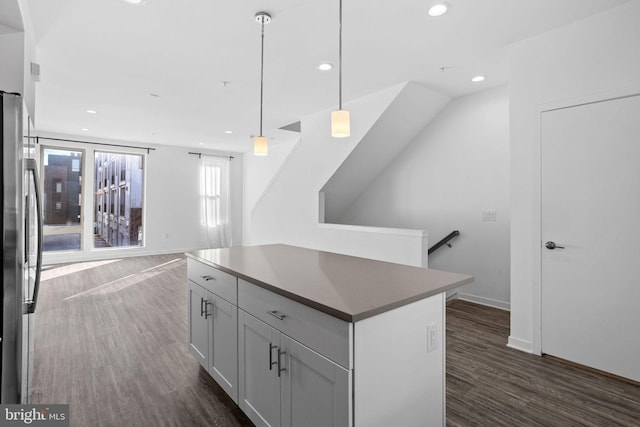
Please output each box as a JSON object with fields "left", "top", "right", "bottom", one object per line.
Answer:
{"left": 428, "top": 230, "right": 460, "bottom": 255}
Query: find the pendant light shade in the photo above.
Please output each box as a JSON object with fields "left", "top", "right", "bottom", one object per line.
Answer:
{"left": 254, "top": 12, "right": 271, "bottom": 156}
{"left": 331, "top": 109, "right": 350, "bottom": 138}
{"left": 331, "top": 0, "right": 350, "bottom": 138}
{"left": 253, "top": 136, "right": 268, "bottom": 156}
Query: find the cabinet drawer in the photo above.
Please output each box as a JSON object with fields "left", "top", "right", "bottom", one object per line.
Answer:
{"left": 188, "top": 258, "right": 237, "bottom": 304}
{"left": 238, "top": 279, "right": 351, "bottom": 369}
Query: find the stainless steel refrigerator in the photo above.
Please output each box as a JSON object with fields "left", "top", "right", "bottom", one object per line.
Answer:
{"left": 1, "top": 90, "right": 42, "bottom": 403}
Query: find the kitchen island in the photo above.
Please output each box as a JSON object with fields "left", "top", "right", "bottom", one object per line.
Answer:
{"left": 186, "top": 244, "right": 473, "bottom": 427}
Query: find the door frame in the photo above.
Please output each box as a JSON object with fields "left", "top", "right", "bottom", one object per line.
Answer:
{"left": 530, "top": 85, "right": 640, "bottom": 356}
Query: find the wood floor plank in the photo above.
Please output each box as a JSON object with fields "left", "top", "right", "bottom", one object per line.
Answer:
{"left": 32, "top": 255, "right": 640, "bottom": 425}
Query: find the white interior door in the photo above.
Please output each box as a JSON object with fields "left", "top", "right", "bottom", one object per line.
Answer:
{"left": 541, "top": 94, "right": 640, "bottom": 382}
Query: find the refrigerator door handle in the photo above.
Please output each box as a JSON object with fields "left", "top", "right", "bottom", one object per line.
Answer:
{"left": 25, "top": 158, "right": 42, "bottom": 314}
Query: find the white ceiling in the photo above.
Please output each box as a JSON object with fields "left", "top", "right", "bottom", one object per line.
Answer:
{"left": 25, "top": 0, "right": 630, "bottom": 152}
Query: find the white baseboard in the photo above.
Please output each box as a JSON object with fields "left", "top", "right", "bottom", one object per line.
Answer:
{"left": 507, "top": 336, "right": 534, "bottom": 354}
{"left": 455, "top": 293, "right": 510, "bottom": 311}
{"left": 43, "top": 247, "right": 195, "bottom": 265}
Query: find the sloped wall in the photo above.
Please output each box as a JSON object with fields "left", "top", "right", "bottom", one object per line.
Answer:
{"left": 243, "top": 137, "right": 299, "bottom": 243}
{"left": 245, "top": 82, "right": 438, "bottom": 266}
{"left": 339, "top": 86, "right": 510, "bottom": 308}
{"left": 321, "top": 82, "right": 449, "bottom": 223}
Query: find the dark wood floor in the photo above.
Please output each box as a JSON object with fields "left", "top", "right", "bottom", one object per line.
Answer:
{"left": 32, "top": 254, "right": 252, "bottom": 427}
{"left": 446, "top": 300, "right": 640, "bottom": 426}
{"left": 32, "top": 254, "right": 640, "bottom": 426}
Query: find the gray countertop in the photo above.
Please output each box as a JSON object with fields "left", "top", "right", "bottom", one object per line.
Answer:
{"left": 186, "top": 244, "right": 473, "bottom": 322}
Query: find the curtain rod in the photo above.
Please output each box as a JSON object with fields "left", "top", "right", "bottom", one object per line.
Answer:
{"left": 188, "top": 152, "right": 234, "bottom": 160}
{"left": 25, "top": 136, "right": 156, "bottom": 154}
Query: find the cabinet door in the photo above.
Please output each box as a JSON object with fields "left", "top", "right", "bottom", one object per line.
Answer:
{"left": 281, "top": 335, "right": 351, "bottom": 427}
{"left": 188, "top": 281, "right": 208, "bottom": 369}
{"left": 209, "top": 295, "right": 238, "bottom": 403}
{"left": 238, "top": 311, "right": 281, "bottom": 427}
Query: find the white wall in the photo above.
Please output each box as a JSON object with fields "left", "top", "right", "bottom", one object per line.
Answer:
{"left": 340, "top": 85, "right": 510, "bottom": 308}
{"left": 243, "top": 137, "right": 299, "bottom": 242}
{"left": 0, "top": 30, "right": 24, "bottom": 93}
{"left": 40, "top": 134, "right": 243, "bottom": 264}
{"left": 244, "top": 83, "right": 431, "bottom": 267}
{"left": 18, "top": 0, "right": 37, "bottom": 120}
{"left": 509, "top": 0, "right": 640, "bottom": 353}
{"left": 321, "top": 82, "right": 450, "bottom": 223}
{"left": 0, "top": 0, "right": 37, "bottom": 119}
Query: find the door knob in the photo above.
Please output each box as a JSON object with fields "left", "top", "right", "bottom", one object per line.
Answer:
{"left": 545, "top": 241, "right": 565, "bottom": 250}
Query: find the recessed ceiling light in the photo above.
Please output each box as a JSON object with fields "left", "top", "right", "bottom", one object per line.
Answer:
{"left": 122, "top": 0, "right": 145, "bottom": 5}
{"left": 428, "top": 3, "right": 449, "bottom": 17}
{"left": 81, "top": 128, "right": 89, "bottom": 131}
{"left": 471, "top": 75, "right": 486, "bottom": 83}
{"left": 224, "top": 130, "right": 233, "bottom": 134}
{"left": 86, "top": 109, "right": 97, "bottom": 114}
{"left": 318, "top": 63, "right": 333, "bottom": 71}
{"left": 198, "top": 142, "right": 205, "bottom": 145}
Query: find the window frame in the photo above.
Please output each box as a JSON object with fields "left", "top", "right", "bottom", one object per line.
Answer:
{"left": 40, "top": 145, "right": 86, "bottom": 253}
{"left": 93, "top": 150, "right": 146, "bottom": 250}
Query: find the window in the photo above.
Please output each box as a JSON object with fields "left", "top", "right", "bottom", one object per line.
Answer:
{"left": 200, "top": 157, "right": 230, "bottom": 248}
{"left": 42, "top": 148, "right": 84, "bottom": 252}
{"left": 201, "top": 164, "right": 221, "bottom": 227}
{"left": 94, "top": 152, "right": 144, "bottom": 248}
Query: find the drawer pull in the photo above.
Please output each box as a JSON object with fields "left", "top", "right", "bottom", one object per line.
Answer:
{"left": 267, "top": 310, "right": 286, "bottom": 320}
{"left": 277, "top": 348, "right": 286, "bottom": 377}
{"left": 201, "top": 275, "right": 216, "bottom": 281}
{"left": 200, "top": 297, "right": 205, "bottom": 317}
{"left": 269, "top": 343, "right": 278, "bottom": 371}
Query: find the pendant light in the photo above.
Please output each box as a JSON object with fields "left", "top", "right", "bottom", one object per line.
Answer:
{"left": 331, "top": 0, "right": 350, "bottom": 138}
{"left": 254, "top": 12, "right": 271, "bottom": 156}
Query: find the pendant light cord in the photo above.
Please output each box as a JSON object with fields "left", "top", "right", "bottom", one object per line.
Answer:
{"left": 338, "top": 0, "right": 343, "bottom": 111}
{"left": 259, "top": 17, "right": 265, "bottom": 136}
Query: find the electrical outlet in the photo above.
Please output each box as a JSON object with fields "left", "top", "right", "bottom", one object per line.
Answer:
{"left": 427, "top": 323, "right": 438, "bottom": 353}
{"left": 482, "top": 209, "right": 497, "bottom": 221}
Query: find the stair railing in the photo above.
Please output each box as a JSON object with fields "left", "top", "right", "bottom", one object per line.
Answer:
{"left": 428, "top": 230, "right": 460, "bottom": 255}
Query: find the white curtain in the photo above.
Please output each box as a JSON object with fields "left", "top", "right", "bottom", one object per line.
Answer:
{"left": 199, "top": 157, "right": 231, "bottom": 248}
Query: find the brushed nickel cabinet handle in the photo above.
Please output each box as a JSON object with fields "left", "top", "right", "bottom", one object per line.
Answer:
{"left": 200, "top": 297, "right": 205, "bottom": 317}
{"left": 267, "top": 310, "right": 286, "bottom": 320}
{"left": 204, "top": 300, "right": 212, "bottom": 319}
{"left": 269, "top": 343, "right": 278, "bottom": 371}
{"left": 277, "top": 348, "right": 286, "bottom": 377}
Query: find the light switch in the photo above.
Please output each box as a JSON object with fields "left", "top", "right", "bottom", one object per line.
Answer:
{"left": 482, "top": 209, "right": 497, "bottom": 221}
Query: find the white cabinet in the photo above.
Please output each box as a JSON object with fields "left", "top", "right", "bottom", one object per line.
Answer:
{"left": 187, "top": 259, "right": 238, "bottom": 403}
{"left": 187, "top": 251, "right": 448, "bottom": 427}
{"left": 207, "top": 292, "right": 238, "bottom": 402}
{"left": 188, "top": 280, "right": 209, "bottom": 369}
{"left": 280, "top": 334, "right": 350, "bottom": 427}
{"left": 238, "top": 310, "right": 350, "bottom": 427}
{"left": 238, "top": 311, "right": 282, "bottom": 427}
